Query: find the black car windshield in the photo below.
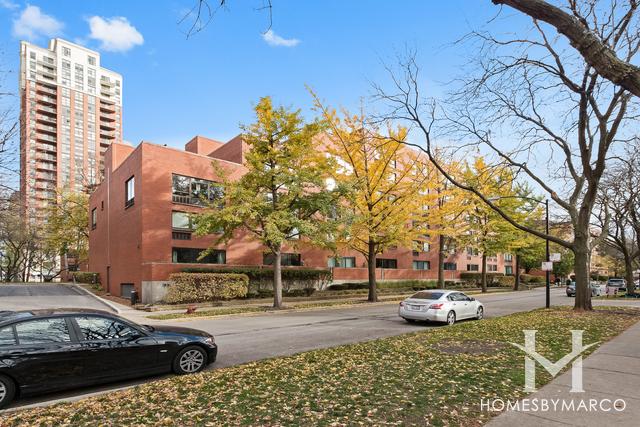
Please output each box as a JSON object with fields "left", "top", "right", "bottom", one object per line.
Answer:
{"left": 411, "top": 291, "right": 444, "bottom": 300}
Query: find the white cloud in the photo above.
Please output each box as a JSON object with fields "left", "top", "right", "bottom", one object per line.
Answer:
{"left": 0, "top": 0, "right": 19, "bottom": 10}
{"left": 12, "top": 5, "right": 63, "bottom": 40}
{"left": 262, "top": 29, "right": 300, "bottom": 47}
{"left": 87, "top": 16, "right": 143, "bottom": 52}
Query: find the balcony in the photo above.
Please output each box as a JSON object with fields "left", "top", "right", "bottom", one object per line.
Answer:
{"left": 36, "top": 123, "right": 57, "bottom": 134}
{"left": 37, "top": 60, "right": 56, "bottom": 69}
{"left": 100, "top": 112, "right": 116, "bottom": 122}
{"left": 36, "top": 143, "right": 57, "bottom": 154}
{"left": 100, "top": 121, "right": 116, "bottom": 131}
{"left": 35, "top": 162, "right": 56, "bottom": 172}
{"left": 100, "top": 102, "right": 116, "bottom": 113}
{"left": 36, "top": 173, "right": 57, "bottom": 182}
{"left": 37, "top": 94, "right": 57, "bottom": 106}
{"left": 100, "top": 78, "right": 115, "bottom": 87}
{"left": 37, "top": 67, "right": 56, "bottom": 79}
{"left": 36, "top": 85, "right": 57, "bottom": 96}
{"left": 36, "top": 104, "right": 57, "bottom": 115}
{"left": 36, "top": 114, "right": 56, "bottom": 125}
{"left": 35, "top": 133, "right": 56, "bottom": 144}
{"left": 100, "top": 139, "right": 112, "bottom": 147}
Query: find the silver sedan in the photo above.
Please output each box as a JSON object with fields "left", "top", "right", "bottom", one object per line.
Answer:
{"left": 398, "top": 290, "right": 484, "bottom": 325}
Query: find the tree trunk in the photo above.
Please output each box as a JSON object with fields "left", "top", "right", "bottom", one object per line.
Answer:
{"left": 624, "top": 254, "right": 635, "bottom": 295}
{"left": 514, "top": 254, "right": 520, "bottom": 291}
{"left": 437, "top": 235, "right": 445, "bottom": 289}
{"left": 367, "top": 239, "right": 378, "bottom": 302}
{"left": 481, "top": 253, "right": 487, "bottom": 293}
{"left": 573, "top": 241, "right": 593, "bottom": 311}
{"left": 273, "top": 249, "right": 283, "bottom": 309}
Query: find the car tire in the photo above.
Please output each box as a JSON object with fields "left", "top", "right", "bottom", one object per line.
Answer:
{"left": 476, "top": 306, "right": 484, "bottom": 320}
{"left": 0, "top": 374, "right": 16, "bottom": 409}
{"left": 173, "top": 346, "right": 208, "bottom": 375}
{"left": 446, "top": 310, "right": 456, "bottom": 325}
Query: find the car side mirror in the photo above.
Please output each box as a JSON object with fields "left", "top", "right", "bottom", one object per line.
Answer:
{"left": 468, "top": 297, "right": 475, "bottom": 301}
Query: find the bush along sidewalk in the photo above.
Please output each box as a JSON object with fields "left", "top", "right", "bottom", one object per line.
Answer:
{"left": 4, "top": 306, "right": 639, "bottom": 426}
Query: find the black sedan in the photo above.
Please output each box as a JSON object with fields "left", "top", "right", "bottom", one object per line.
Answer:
{"left": 0, "top": 308, "right": 217, "bottom": 408}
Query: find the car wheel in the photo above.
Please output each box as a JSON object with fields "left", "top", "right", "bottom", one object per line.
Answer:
{"left": 173, "top": 346, "right": 208, "bottom": 375}
{"left": 0, "top": 374, "right": 16, "bottom": 409}
{"left": 476, "top": 306, "right": 484, "bottom": 320}
{"left": 446, "top": 310, "right": 456, "bottom": 325}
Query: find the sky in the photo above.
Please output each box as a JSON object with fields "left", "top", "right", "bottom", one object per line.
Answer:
{"left": 0, "top": 0, "right": 527, "bottom": 149}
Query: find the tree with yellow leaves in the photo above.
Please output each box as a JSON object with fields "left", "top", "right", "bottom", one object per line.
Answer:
{"left": 312, "top": 94, "right": 432, "bottom": 302}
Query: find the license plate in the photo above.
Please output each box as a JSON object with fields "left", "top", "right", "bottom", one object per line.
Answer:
{"left": 409, "top": 305, "right": 422, "bottom": 311}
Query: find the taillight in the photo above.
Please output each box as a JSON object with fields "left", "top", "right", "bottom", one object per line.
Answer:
{"left": 399, "top": 301, "right": 405, "bottom": 307}
{"left": 429, "top": 303, "right": 444, "bottom": 310}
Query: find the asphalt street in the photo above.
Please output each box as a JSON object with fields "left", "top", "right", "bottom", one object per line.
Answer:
{"left": 0, "top": 284, "right": 114, "bottom": 311}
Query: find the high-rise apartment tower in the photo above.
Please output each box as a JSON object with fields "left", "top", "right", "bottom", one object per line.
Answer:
{"left": 19, "top": 38, "right": 122, "bottom": 220}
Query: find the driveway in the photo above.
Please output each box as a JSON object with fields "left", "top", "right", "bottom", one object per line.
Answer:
{"left": 0, "top": 284, "right": 114, "bottom": 312}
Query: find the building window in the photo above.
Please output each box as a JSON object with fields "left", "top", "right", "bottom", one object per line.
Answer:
{"left": 443, "top": 262, "right": 457, "bottom": 271}
{"left": 263, "top": 253, "right": 302, "bottom": 267}
{"left": 488, "top": 264, "right": 498, "bottom": 272}
{"left": 413, "top": 261, "right": 430, "bottom": 270}
{"left": 505, "top": 266, "right": 513, "bottom": 275}
{"left": 62, "top": 46, "right": 71, "bottom": 56}
{"left": 172, "top": 248, "right": 226, "bottom": 264}
{"left": 172, "top": 174, "right": 224, "bottom": 207}
{"left": 328, "top": 257, "right": 356, "bottom": 268}
{"left": 91, "top": 208, "right": 97, "bottom": 230}
{"left": 467, "top": 264, "right": 479, "bottom": 272}
{"left": 376, "top": 258, "right": 397, "bottom": 269}
{"left": 88, "top": 55, "right": 96, "bottom": 65}
{"left": 466, "top": 247, "right": 479, "bottom": 256}
{"left": 125, "top": 176, "right": 135, "bottom": 207}
{"left": 172, "top": 231, "right": 192, "bottom": 240}
{"left": 171, "top": 211, "right": 194, "bottom": 230}
{"left": 504, "top": 254, "right": 513, "bottom": 262}
{"left": 413, "top": 240, "right": 430, "bottom": 253}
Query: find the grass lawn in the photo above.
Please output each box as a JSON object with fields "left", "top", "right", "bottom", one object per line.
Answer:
{"left": 146, "top": 296, "right": 408, "bottom": 320}
{"left": 4, "top": 306, "right": 638, "bottom": 426}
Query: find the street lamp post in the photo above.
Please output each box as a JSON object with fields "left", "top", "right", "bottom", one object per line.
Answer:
{"left": 490, "top": 195, "right": 551, "bottom": 309}
{"left": 545, "top": 199, "right": 550, "bottom": 309}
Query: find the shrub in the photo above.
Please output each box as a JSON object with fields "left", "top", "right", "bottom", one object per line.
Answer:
{"left": 327, "top": 280, "right": 437, "bottom": 292}
{"left": 71, "top": 272, "right": 100, "bottom": 284}
{"left": 493, "top": 275, "right": 515, "bottom": 287}
{"left": 520, "top": 274, "right": 535, "bottom": 283}
{"left": 459, "top": 272, "right": 505, "bottom": 285}
{"left": 181, "top": 266, "right": 331, "bottom": 282}
{"left": 165, "top": 273, "right": 249, "bottom": 304}
{"left": 529, "top": 276, "right": 545, "bottom": 283}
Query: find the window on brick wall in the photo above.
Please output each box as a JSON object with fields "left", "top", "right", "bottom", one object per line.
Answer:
{"left": 413, "top": 260, "right": 430, "bottom": 270}
{"left": 443, "top": 262, "right": 457, "bottom": 271}
{"left": 376, "top": 258, "right": 397, "bottom": 269}
{"left": 328, "top": 257, "right": 356, "bottom": 268}
{"left": 91, "top": 208, "right": 97, "bottom": 230}
{"left": 125, "top": 176, "right": 135, "bottom": 208}
{"left": 172, "top": 248, "right": 226, "bottom": 264}
{"left": 467, "top": 264, "right": 479, "bottom": 272}
{"left": 263, "top": 253, "right": 302, "bottom": 266}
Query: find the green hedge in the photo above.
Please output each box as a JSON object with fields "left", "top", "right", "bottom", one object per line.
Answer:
{"left": 459, "top": 272, "right": 505, "bottom": 284}
{"left": 493, "top": 275, "right": 515, "bottom": 287}
{"left": 520, "top": 274, "right": 545, "bottom": 283}
{"left": 182, "top": 266, "right": 331, "bottom": 282}
{"left": 328, "top": 280, "right": 438, "bottom": 291}
{"left": 244, "top": 288, "right": 316, "bottom": 299}
{"left": 71, "top": 272, "right": 100, "bottom": 284}
{"left": 165, "top": 273, "right": 249, "bottom": 304}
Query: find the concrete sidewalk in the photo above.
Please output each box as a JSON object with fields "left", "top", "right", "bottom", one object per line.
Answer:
{"left": 487, "top": 318, "right": 640, "bottom": 426}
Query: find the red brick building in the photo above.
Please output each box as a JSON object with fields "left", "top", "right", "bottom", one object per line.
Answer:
{"left": 89, "top": 136, "right": 514, "bottom": 303}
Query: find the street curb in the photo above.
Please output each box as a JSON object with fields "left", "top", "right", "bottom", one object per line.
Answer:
{"left": 66, "top": 284, "right": 121, "bottom": 314}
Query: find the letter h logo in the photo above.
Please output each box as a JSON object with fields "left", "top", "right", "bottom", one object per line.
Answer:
{"left": 511, "top": 330, "right": 598, "bottom": 393}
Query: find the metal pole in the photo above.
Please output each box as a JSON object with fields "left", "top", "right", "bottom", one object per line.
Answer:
{"left": 545, "top": 199, "right": 550, "bottom": 308}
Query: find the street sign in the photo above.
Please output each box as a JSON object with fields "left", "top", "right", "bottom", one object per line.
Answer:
{"left": 541, "top": 261, "right": 553, "bottom": 271}
{"left": 550, "top": 253, "right": 561, "bottom": 262}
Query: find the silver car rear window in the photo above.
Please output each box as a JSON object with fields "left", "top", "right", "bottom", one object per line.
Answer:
{"left": 411, "top": 291, "right": 444, "bottom": 300}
